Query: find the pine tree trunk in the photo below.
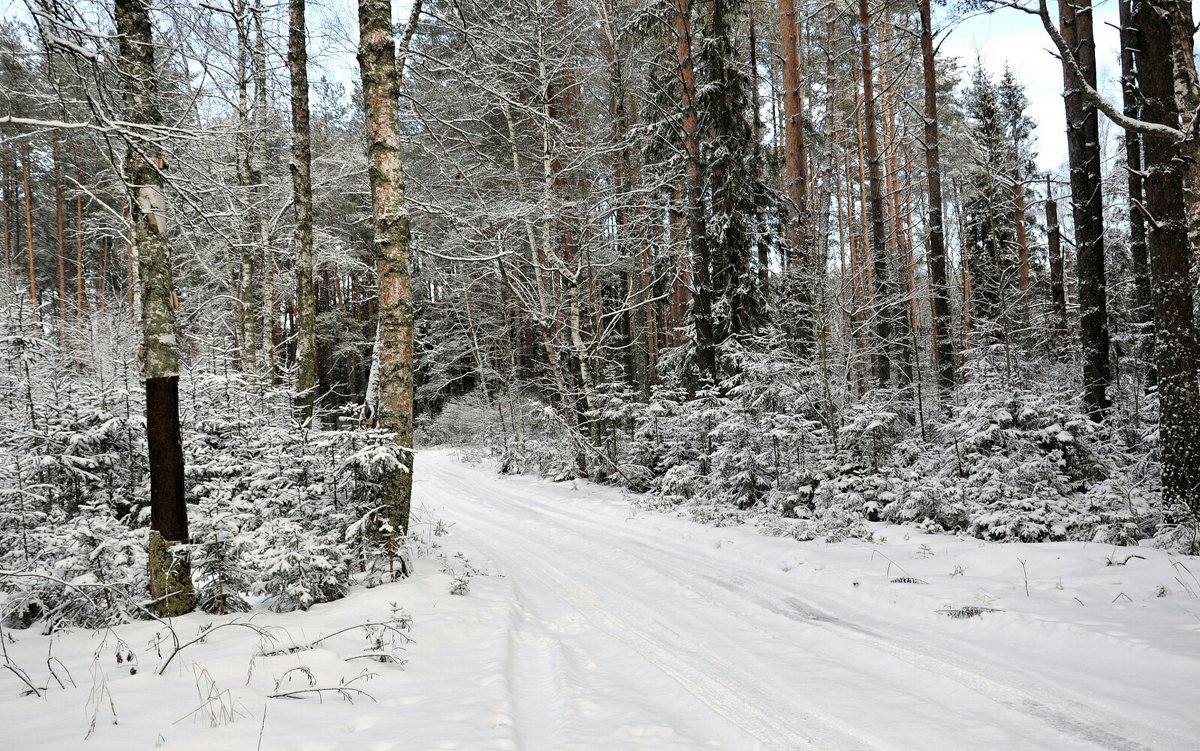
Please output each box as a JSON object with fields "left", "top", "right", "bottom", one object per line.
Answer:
{"left": 2, "top": 150, "right": 11, "bottom": 272}
{"left": 919, "top": 0, "right": 954, "bottom": 394}
{"left": 290, "top": 0, "right": 317, "bottom": 421}
{"left": 21, "top": 146, "right": 37, "bottom": 322}
{"left": 75, "top": 193, "right": 84, "bottom": 320}
{"left": 858, "top": 0, "right": 893, "bottom": 390}
{"left": 1134, "top": 0, "right": 1200, "bottom": 536}
{"left": 358, "top": 0, "right": 416, "bottom": 539}
{"left": 1059, "top": 0, "right": 1112, "bottom": 422}
{"left": 1119, "top": 0, "right": 1152, "bottom": 327}
{"left": 53, "top": 139, "right": 66, "bottom": 323}
{"left": 115, "top": 0, "right": 194, "bottom": 617}
{"left": 673, "top": 0, "right": 715, "bottom": 382}
{"left": 779, "top": 0, "right": 812, "bottom": 348}
{"left": 1013, "top": 172, "right": 1030, "bottom": 324}
{"left": 1046, "top": 179, "right": 1068, "bottom": 348}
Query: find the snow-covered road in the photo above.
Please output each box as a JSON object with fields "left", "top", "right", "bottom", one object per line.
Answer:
{"left": 418, "top": 450, "right": 1200, "bottom": 750}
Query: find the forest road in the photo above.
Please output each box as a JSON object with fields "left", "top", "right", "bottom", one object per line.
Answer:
{"left": 415, "top": 450, "right": 1191, "bottom": 751}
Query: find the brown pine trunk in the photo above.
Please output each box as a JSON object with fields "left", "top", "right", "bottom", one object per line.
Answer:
{"left": 779, "top": 0, "right": 812, "bottom": 335}
{"left": 859, "top": 0, "right": 893, "bottom": 389}
{"left": 919, "top": 0, "right": 953, "bottom": 394}
{"left": 1119, "top": 0, "right": 1152, "bottom": 327}
{"left": 21, "top": 146, "right": 37, "bottom": 322}
{"left": 75, "top": 193, "right": 84, "bottom": 319}
{"left": 1013, "top": 173, "right": 1030, "bottom": 323}
{"left": 1059, "top": 0, "right": 1111, "bottom": 422}
{"left": 2, "top": 150, "right": 11, "bottom": 272}
{"left": 673, "top": 0, "right": 714, "bottom": 381}
{"left": 1134, "top": 0, "right": 1200, "bottom": 535}
{"left": 53, "top": 140, "right": 66, "bottom": 323}
{"left": 1046, "top": 178, "right": 1068, "bottom": 348}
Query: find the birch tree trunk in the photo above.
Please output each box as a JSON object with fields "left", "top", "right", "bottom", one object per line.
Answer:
{"left": 115, "top": 0, "right": 194, "bottom": 616}
{"left": 290, "top": 0, "right": 317, "bottom": 421}
{"left": 358, "top": 0, "right": 416, "bottom": 541}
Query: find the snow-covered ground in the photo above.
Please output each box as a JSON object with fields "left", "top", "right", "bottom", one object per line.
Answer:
{"left": 3, "top": 449, "right": 1199, "bottom": 749}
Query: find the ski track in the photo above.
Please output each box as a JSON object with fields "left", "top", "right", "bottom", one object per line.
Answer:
{"left": 416, "top": 452, "right": 1195, "bottom": 750}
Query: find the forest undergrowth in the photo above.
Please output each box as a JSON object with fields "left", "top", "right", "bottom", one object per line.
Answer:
{"left": 421, "top": 330, "right": 1183, "bottom": 555}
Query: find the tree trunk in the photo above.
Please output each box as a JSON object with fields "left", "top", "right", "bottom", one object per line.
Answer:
{"left": 919, "top": 0, "right": 954, "bottom": 394}
{"left": 290, "top": 0, "right": 317, "bottom": 421}
{"left": 234, "top": 0, "right": 256, "bottom": 372}
{"left": 779, "top": 0, "right": 812, "bottom": 348}
{"left": 21, "top": 146, "right": 37, "bottom": 322}
{"left": 53, "top": 139, "right": 66, "bottom": 323}
{"left": 75, "top": 193, "right": 85, "bottom": 320}
{"left": 115, "top": 0, "right": 194, "bottom": 617}
{"left": 358, "top": 0, "right": 416, "bottom": 540}
{"left": 1133, "top": 0, "right": 1200, "bottom": 537}
{"left": 1119, "top": 0, "right": 1152, "bottom": 327}
{"left": 1059, "top": 0, "right": 1111, "bottom": 422}
{"left": 673, "top": 0, "right": 715, "bottom": 382}
{"left": 1046, "top": 178, "right": 1068, "bottom": 348}
{"left": 859, "top": 0, "right": 893, "bottom": 390}
{"left": 253, "top": 0, "right": 276, "bottom": 382}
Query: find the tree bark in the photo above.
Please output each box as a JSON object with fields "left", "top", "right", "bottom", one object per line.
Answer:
{"left": 115, "top": 0, "right": 194, "bottom": 616}
{"left": 779, "top": 0, "right": 812, "bottom": 348}
{"left": 859, "top": 0, "right": 894, "bottom": 390}
{"left": 1045, "top": 178, "right": 1068, "bottom": 347}
{"left": 1133, "top": 0, "right": 1200, "bottom": 535}
{"left": 290, "top": 0, "right": 317, "bottom": 421}
{"left": 919, "top": 0, "right": 954, "bottom": 394}
{"left": 21, "top": 146, "right": 37, "bottom": 322}
{"left": 673, "top": 0, "right": 715, "bottom": 382}
{"left": 53, "top": 139, "right": 66, "bottom": 323}
{"left": 1059, "top": 0, "right": 1111, "bottom": 421}
{"left": 1119, "top": 0, "right": 1151, "bottom": 326}
{"left": 358, "top": 0, "right": 416, "bottom": 540}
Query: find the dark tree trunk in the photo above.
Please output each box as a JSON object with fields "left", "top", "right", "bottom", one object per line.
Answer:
{"left": 1046, "top": 179, "right": 1068, "bottom": 347}
{"left": 1133, "top": 0, "right": 1200, "bottom": 536}
{"left": 859, "top": 0, "right": 894, "bottom": 389}
{"left": 1059, "top": 0, "right": 1112, "bottom": 422}
{"left": 1119, "top": 0, "right": 1152, "bottom": 327}
{"left": 919, "top": 0, "right": 954, "bottom": 395}
{"left": 673, "top": 0, "right": 715, "bottom": 383}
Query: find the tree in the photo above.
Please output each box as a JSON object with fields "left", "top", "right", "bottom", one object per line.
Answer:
{"left": 859, "top": 0, "right": 897, "bottom": 389}
{"left": 358, "top": 0, "right": 418, "bottom": 549}
{"left": 1132, "top": 0, "right": 1200, "bottom": 542}
{"left": 918, "top": 0, "right": 954, "bottom": 395}
{"left": 115, "top": 0, "right": 195, "bottom": 616}
{"left": 290, "top": 0, "right": 317, "bottom": 422}
{"left": 1058, "top": 0, "right": 1111, "bottom": 422}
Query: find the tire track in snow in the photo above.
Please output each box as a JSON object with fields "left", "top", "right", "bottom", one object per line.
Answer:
{"left": 417, "top": 454, "right": 1189, "bottom": 750}
{"left": 418, "top": 464, "right": 873, "bottom": 750}
{"left": 475, "top": 478, "right": 1185, "bottom": 751}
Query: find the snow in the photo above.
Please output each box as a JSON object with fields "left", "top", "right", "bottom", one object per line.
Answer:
{"left": 3, "top": 448, "right": 1199, "bottom": 749}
